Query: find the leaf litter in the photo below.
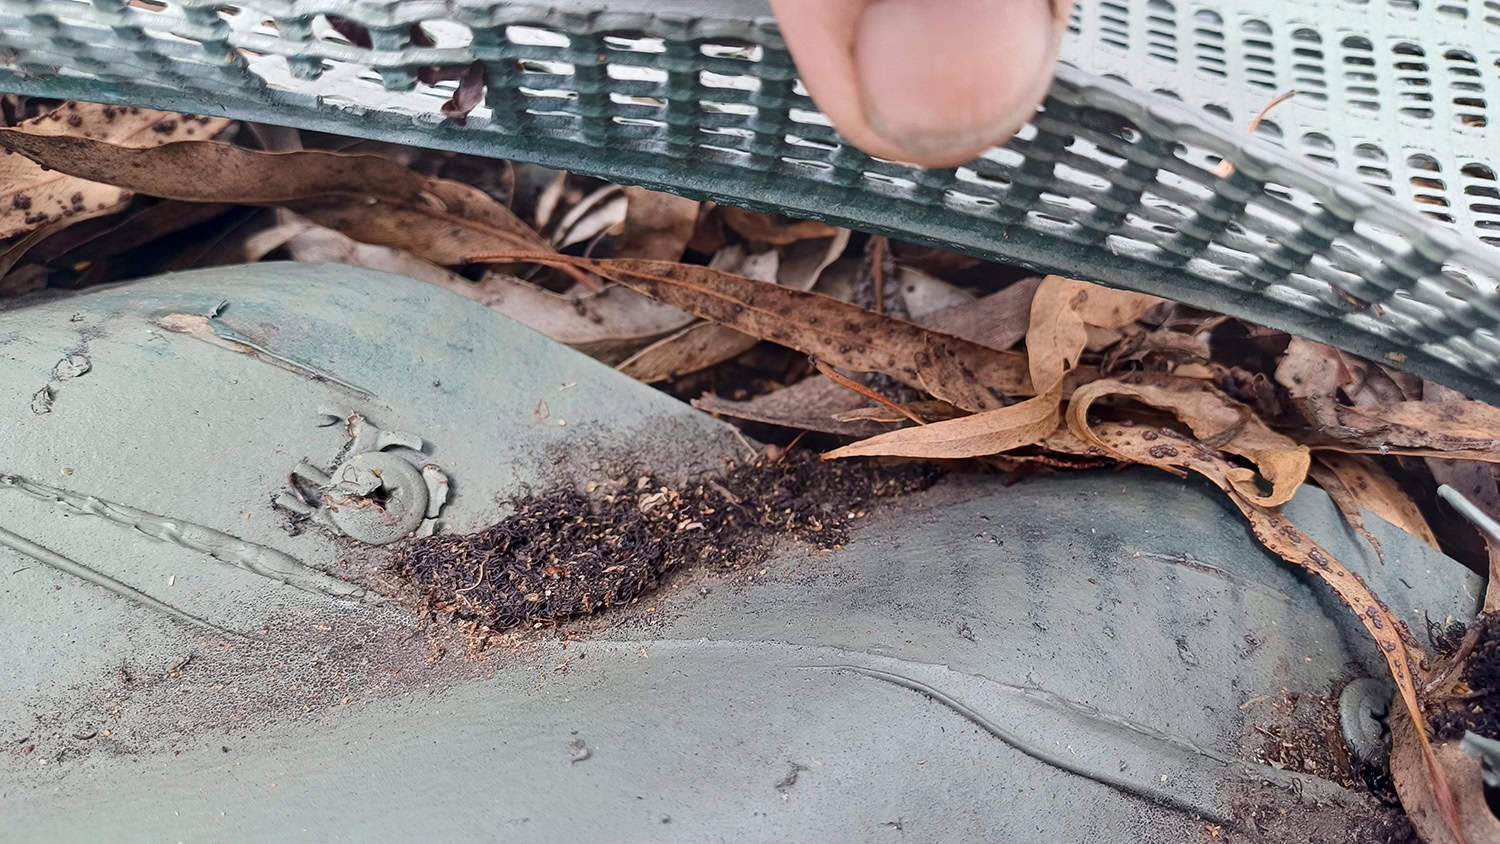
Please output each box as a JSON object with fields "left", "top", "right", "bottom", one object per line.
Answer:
{"left": 5, "top": 99, "right": 1500, "bottom": 842}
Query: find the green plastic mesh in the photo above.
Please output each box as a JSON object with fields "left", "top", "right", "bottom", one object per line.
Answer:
{"left": 1, "top": 0, "right": 1498, "bottom": 401}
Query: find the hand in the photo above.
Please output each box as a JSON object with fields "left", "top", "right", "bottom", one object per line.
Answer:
{"left": 769, "top": 0, "right": 1069, "bottom": 167}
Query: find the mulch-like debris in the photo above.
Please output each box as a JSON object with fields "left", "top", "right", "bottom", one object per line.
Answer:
{"left": 1432, "top": 611, "right": 1500, "bottom": 741}
{"left": 393, "top": 452, "right": 941, "bottom": 632}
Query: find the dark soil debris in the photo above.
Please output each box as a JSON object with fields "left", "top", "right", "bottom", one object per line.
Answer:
{"left": 394, "top": 453, "right": 940, "bottom": 632}
{"left": 1432, "top": 611, "right": 1500, "bottom": 741}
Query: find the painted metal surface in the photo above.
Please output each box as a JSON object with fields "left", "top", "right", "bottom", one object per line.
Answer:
{"left": 0, "top": 265, "right": 1481, "bottom": 841}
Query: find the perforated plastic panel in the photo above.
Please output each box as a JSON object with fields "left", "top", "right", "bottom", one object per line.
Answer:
{"left": 1, "top": 0, "right": 1498, "bottom": 401}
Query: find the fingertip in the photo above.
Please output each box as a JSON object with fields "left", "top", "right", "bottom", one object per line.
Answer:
{"left": 855, "top": 0, "right": 1059, "bottom": 166}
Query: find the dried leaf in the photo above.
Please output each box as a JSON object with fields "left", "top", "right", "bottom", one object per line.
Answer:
{"left": 822, "top": 389, "right": 1060, "bottom": 459}
{"left": 1275, "top": 336, "right": 1353, "bottom": 398}
{"left": 278, "top": 221, "right": 473, "bottom": 291}
{"left": 693, "top": 376, "right": 901, "bottom": 438}
{"left": 1423, "top": 382, "right": 1500, "bottom": 612}
{"left": 913, "top": 277, "right": 1042, "bottom": 351}
{"left": 614, "top": 186, "right": 700, "bottom": 261}
{"left": 1066, "top": 422, "right": 1463, "bottom": 842}
{"left": 474, "top": 252, "right": 1033, "bottom": 408}
{"left": 1303, "top": 400, "right": 1500, "bottom": 461}
{"left": 1026, "top": 276, "right": 1091, "bottom": 395}
{"left": 821, "top": 275, "right": 1142, "bottom": 460}
{"left": 468, "top": 274, "right": 695, "bottom": 363}
{"left": 0, "top": 131, "right": 553, "bottom": 269}
{"left": 1, "top": 103, "right": 228, "bottom": 239}
{"left": 1067, "top": 375, "right": 1310, "bottom": 507}
{"left": 719, "top": 206, "right": 838, "bottom": 244}
{"left": 440, "top": 61, "right": 487, "bottom": 124}
{"left": 1392, "top": 717, "right": 1500, "bottom": 844}
{"left": 617, "top": 245, "right": 780, "bottom": 382}
{"left": 1313, "top": 453, "right": 1439, "bottom": 551}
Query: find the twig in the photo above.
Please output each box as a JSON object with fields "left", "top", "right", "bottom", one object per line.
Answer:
{"left": 1212, "top": 90, "right": 1298, "bottom": 178}
{"left": 810, "top": 356, "right": 927, "bottom": 426}
{"left": 774, "top": 430, "right": 809, "bottom": 463}
{"left": 870, "top": 236, "right": 888, "bottom": 316}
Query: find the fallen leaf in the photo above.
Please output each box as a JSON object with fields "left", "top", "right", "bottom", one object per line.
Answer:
{"left": 689, "top": 278, "right": 1050, "bottom": 436}
{"left": 617, "top": 245, "right": 781, "bottom": 382}
{"left": 1302, "top": 400, "right": 1500, "bottom": 462}
{"left": 613, "top": 186, "right": 700, "bottom": 261}
{"left": 1275, "top": 336, "right": 1353, "bottom": 398}
{"left": 473, "top": 252, "right": 1033, "bottom": 408}
{"left": 693, "top": 376, "right": 901, "bottom": 438}
{"left": 440, "top": 61, "right": 487, "bottom": 124}
{"left": 1, "top": 103, "right": 228, "bottom": 239}
{"left": 1061, "top": 421, "right": 1462, "bottom": 842}
{"left": 467, "top": 274, "right": 695, "bottom": 363}
{"left": 1392, "top": 721, "right": 1498, "bottom": 844}
{"left": 278, "top": 220, "right": 475, "bottom": 291}
{"left": 820, "top": 275, "right": 1135, "bottom": 460}
{"left": 823, "top": 389, "right": 1061, "bottom": 459}
{"left": 719, "top": 206, "right": 838, "bottom": 244}
{"left": 1067, "top": 375, "right": 1310, "bottom": 507}
{"left": 1312, "top": 452, "right": 1439, "bottom": 552}
{"left": 1424, "top": 382, "right": 1500, "bottom": 612}
{"left": 0, "top": 131, "right": 554, "bottom": 271}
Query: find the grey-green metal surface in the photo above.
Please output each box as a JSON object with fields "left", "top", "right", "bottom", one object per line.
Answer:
{"left": 1, "top": 1, "right": 1499, "bottom": 402}
{"left": 0, "top": 264, "right": 1480, "bottom": 842}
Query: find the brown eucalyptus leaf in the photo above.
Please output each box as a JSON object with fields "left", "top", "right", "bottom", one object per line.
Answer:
{"left": 822, "top": 388, "right": 1060, "bottom": 459}
{"left": 279, "top": 222, "right": 473, "bottom": 291}
{"left": 1306, "top": 461, "right": 1387, "bottom": 562}
{"left": 1303, "top": 400, "right": 1500, "bottom": 461}
{"left": 1392, "top": 717, "right": 1500, "bottom": 844}
{"left": 1275, "top": 336, "right": 1352, "bottom": 398}
{"left": 617, "top": 245, "right": 780, "bottom": 382}
{"left": 1070, "top": 422, "right": 1462, "bottom": 842}
{"left": 474, "top": 252, "right": 1033, "bottom": 408}
{"left": 0, "top": 131, "right": 552, "bottom": 268}
{"left": 719, "top": 206, "right": 838, "bottom": 244}
{"left": 693, "top": 377, "right": 900, "bottom": 438}
{"left": 1314, "top": 453, "right": 1439, "bottom": 551}
{"left": 468, "top": 274, "right": 695, "bottom": 363}
{"left": 918, "top": 277, "right": 1041, "bottom": 351}
{"left": 1067, "top": 375, "right": 1310, "bottom": 507}
{"left": 1026, "top": 276, "right": 1090, "bottom": 395}
{"left": 1, "top": 103, "right": 228, "bottom": 239}
{"left": 614, "top": 186, "right": 700, "bottom": 261}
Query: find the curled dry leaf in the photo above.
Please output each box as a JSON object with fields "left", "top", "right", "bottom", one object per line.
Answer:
{"left": 1, "top": 103, "right": 229, "bottom": 239}
{"left": 1067, "top": 375, "right": 1310, "bottom": 507}
{"left": 471, "top": 252, "right": 1033, "bottom": 408}
{"left": 1304, "top": 400, "right": 1500, "bottom": 462}
{"left": 1275, "top": 336, "right": 1353, "bottom": 398}
{"left": 1392, "top": 717, "right": 1499, "bottom": 844}
{"left": 693, "top": 375, "right": 902, "bottom": 438}
{"left": 0, "top": 130, "right": 554, "bottom": 272}
{"left": 689, "top": 279, "right": 1040, "bottom": 436}
{"left": 719, "top": 206, "right": 838, "bottom": 245}
{"left": 1060, "top": 422, "right": 1464, "bottom": 843}
{"left": 1311, "top": 452, "right": 1439, "bottom": 556}
{"left": 467, "top": 274, "right": 697, "bottom": 363}
{"left": 822, "top": 278, "right": 1164, "bottom": 463}
{"left": 613, "top": 186, "right": 700, "bottom": 261}
{"left": 617, "top": 244, "right": 782, "bottom": 382}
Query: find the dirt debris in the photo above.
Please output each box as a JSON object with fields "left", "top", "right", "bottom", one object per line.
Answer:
{"left": 394, "top": 452, "right": 941, "bottom": 632}
{"left": 1432, "top": 611, "right": 1500, "bottom": 742}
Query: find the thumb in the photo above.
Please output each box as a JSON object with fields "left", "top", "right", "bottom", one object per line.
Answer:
{"left": 769, "top": 0, "right": 1068, "bottom": 167}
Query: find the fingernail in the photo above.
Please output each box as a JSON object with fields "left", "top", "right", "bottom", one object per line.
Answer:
{"left": 854, "top": 0, "right": 1056, "bottom": 164}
